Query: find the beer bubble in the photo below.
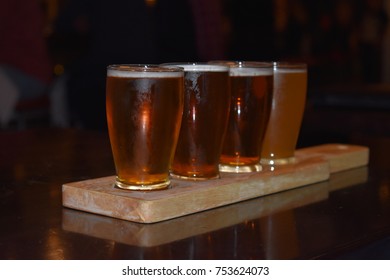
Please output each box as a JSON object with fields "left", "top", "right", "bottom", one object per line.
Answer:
{"left": 186, "top": 72, "right": 201, "bottom": 101}
{"left": 135, "top": 79, "right": 152, "bottom": 94}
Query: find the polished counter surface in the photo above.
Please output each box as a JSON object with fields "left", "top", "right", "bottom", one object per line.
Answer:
{"left": 0, "top": 128, "right": 389, "bottom": 259}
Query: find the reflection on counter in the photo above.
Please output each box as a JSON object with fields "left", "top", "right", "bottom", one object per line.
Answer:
{"left": 327, "top": 166, "right": 368, "bottom": 192}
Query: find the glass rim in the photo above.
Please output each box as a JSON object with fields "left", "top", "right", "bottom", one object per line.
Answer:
{"left": 209, "top": 60, "right": 273, "bottom": 69}
{"left": 161, "top": 62, "right": 229, "bottom": 72}
{"left": 107, "top": 64, "right": 184, "bottom": 72}
{"left": 208, "top": 61, "right": 273, "bottom": 76}
{"left": 273, "top": 61, "right": 307, "bottom": 69}
{"left": 107, "top": 64, "right": 184, "bottom": 78}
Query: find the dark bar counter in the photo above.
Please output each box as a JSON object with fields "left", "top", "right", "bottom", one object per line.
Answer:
{"left": 0, "top": 118, "right": 389, "bottom": 259}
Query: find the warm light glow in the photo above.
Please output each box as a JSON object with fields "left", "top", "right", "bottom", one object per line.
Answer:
{"left": 145, "top": 0, "right": 156, "bottom": 8}
{"left": 191, "top": 107, "right": 196, "bottom": 122}
{"left": 141, "top": 109, "right": 149, "bottom": 131}
{"left": 236, "top": 100, "right": 241, "bottom": 115}
{"left": 54, "top": 64, "right": 64, "bottom": 76}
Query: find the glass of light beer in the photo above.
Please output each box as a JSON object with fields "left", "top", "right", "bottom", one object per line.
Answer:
{"left": 260, "top": 62, "right": 307, "bottom": 165}
{"left": 162, "top": 63, "right": 230, "bottom": 180}
{"left": 210, "top": 61, "right": 273, "bottom": 173}
{"left": 106, "top": 64, "right": 184, "bottom": 190}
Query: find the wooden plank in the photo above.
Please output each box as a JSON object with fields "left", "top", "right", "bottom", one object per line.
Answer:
{"left": 62, "top": 182, "right": 329, "bottom": 247}
{"left": 62, "top": 144, "right": 368, "bottom": 224}
{"left": 295, "top": 143, "right": 369, "bottom": 173}
{"left": 62, "top": 166, "right": 368, "bottom": 247}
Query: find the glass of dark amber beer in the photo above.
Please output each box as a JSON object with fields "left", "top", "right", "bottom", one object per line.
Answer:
{"left": 261, "top": 62, "right": 308, "bottom": 165}
{"left": 211, "top": 61, "right": 273, "bottom": 173}
{"left": 162, "top": 63, "right": 230, "bottom": 180}
{"left": 106, "top": 64, "right": 184, "bottom": 190}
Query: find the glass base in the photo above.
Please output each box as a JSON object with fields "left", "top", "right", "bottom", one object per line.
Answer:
{"left": 219, "top": 163, "right": 262, "bottom": 173}
{"left": 260, "top": 156, "right": 296, "bottom": 166}
{"left": 170, "top": 172, "right": 220, "bottom": 181}
{"left": 115, "top": 178, "right": 170, "bottom": 191}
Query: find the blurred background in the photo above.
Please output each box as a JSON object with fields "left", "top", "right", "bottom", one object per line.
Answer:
{"left": 1, "top": 0, "right": 390, "bottom": 147}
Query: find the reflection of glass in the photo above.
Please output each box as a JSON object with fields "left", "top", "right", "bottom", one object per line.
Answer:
{"left": 162, "top": 63, "right": 230, "bottom": 180}
{"left": 106, "top": 65, "right": 184, "bottom": 190}
{"left": 261, "top": 211, "right": 300, "bottom": 259}
{"left": 211, "top": 61, "right": 273, "bottom": 173}
{"left": 261, "top": 62, "right": 307, "bottom": 165}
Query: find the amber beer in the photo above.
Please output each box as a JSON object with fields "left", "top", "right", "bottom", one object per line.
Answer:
{"left": 218, "top": 62, "right": 273, "bottom": 172}
{"left": 166, "top": 63, "right": 230, "bottom": 180}
{"left": 261, "top": 62, "right": 307, "bottom": 165}
{"left": 106, "top": 65, "right": 184, "bottom": 190}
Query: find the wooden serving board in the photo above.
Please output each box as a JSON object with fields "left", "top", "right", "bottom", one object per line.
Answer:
{"left": 62, "top": 144, "right": 369, "bottom": 224}
{"left": 62, "top": 166, "right": 368, "bottom": 247}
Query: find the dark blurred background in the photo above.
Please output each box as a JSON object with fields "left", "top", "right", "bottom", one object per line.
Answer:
{"left": 1, "top": 0, "right": 390, "bottom": 147}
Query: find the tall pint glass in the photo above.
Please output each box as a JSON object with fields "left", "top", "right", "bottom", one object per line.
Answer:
{"left": 162, "top": 63, "right": 230, "bottom": 180}
{"left": 106, "top": 64, "right": 184, "bottom": 190}
{"left": 212, "top": 61, "right": 273, "bottom": 173}
{"left": 261, "top": 62, "right": 307, "bottom": 165}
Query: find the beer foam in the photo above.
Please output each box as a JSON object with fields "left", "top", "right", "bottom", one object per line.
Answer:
{"left": 168, "top": 64, "right": 229, "bottom": 72}
{"left": 230, "top": 67, "right": 273, "bottom": 76}
{"left": 107, "top": 68, "right": 183, "bottom": 78}
{"left": 274, "top": 68, "right": 307, "bottom": 74}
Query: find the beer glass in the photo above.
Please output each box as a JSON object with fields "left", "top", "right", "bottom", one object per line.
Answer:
{"left": 211, "top": 61, "right": 273, "bottom": 173}
{"left": 261, "top": 62, "right": 307, "bottom": 165}
{"left": 106, "top": 64, "right": 184, "bottom": 190}
{"left": 162, "top": 63, "right": 230, "bottom": 180}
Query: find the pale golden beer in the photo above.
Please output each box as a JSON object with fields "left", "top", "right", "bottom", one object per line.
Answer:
{"left": 163, "top": 63, "right": 230, "bottom": 180}
{"left": 217, "top": 62, "right": 273, "bottom": 173}
{"left": 261, "top": 62, "right": 307, "bottom": 165}
{"left": 106, "top": 65, "right": 184, "bottom": 190}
